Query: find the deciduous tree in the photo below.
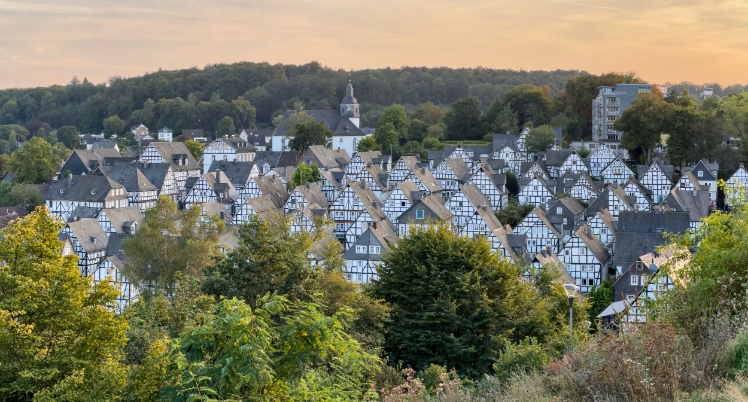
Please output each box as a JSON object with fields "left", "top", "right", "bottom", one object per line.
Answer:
{"left": 291, "top": 161, "right": 321, "bottom": 188}
{"left": 9, "top": 137, "right": 58, "bottom": 184}
{"left": 525, "top": 125, "right": 557, "bottom": 154}
{"left": 216, "top": 115, "right": 236, "bottom": 137}
{"left": 443, "top": 96, "right": 483, "bottom": 141}
{"left": 103, "top": 115, "right": 125, "bottom": 136}
{"left": 57, "top": 125, "right": 79, "bottom": 149}
{"left": 288, "top": 120, "right": 333, "bottom": 151}
{"left": 616, "top": 92, "right": 672, "bottom": 164}
{"left": 0, "top": 209, "right": 128, "bottom": 400}
{"left": 356, "top": 136, "right": 381, "bottom": 152}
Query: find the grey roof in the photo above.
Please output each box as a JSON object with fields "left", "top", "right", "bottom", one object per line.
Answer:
{"left": 202, "top": 200, "right": 232, "bottom": 224}
{"left": 251, "top": 175, "right": 289, "bottom": 208}
{"left": 46, "top": 175, "right": 126, "bottom": 203}
{"left": 461, "top": 183, "right": 493, "bottom": 210}
{"left": 402, "top": 156, "right": 443, "bottom": 192}
{"left": 613, "top": 210, "right": 691, "bottom": 269}
{"left": 102, "top": 163, "right": 158, "bottom": 193}
{"left": 492, "top": 133, "right": 519, "bottom": 150}
{"left": 275, "top": 110, "right": 365, "bottom": 137}
{"left": 67, "top": 219, "right": 108, "bottom": 253}
{"left": 200, "top": 171, "right": 240, "bottom": 204}
{"left": 576, "top": 225, "right": 610, "bottom": 265}
{"left": 493, "top": 225, "right": 527, "bottom": 263}
{"left": 133, "top": 162, "right": 172, "bottom": 192}
{"left": 545, "top": 150, "right": 572, "bottom": 167}
{"left": 296, "top": 182, "right": 329, "bottom": 209}
{"left": 585, "top": 184, "right": 637, "bottom": 217}
{"left": 445, "top": 158, "right": 470, "bottom": 181}
{"left": 67, "top": 206, "right": 101, "bottom": 222}
{"left": 556, "top": 171, "right": 579, "bottom": 194}
{"left": 350, "top": 180, "right": 391, "bottom": 225}
{"left": 397, "top": 181, "right": 423, "bottom": 204}
{"left": 595, "top": 209, "right": 617, "bottom": 235}
{"left": 680, "top": 169, "right": 709, "bottom": 191}
{"left": 529, "top": 206, "right": 563, "bottom": 239}
{"left": 219, "top": 231, "right": 240, "bottom": 251}
{"left": 638, "top": 159, "right": 674, "bottom": 182}
{"left": 102, "top": 207, "right": 143, "bottom": 234}
{"left": 148, "top": 142, "right": 201, "bottom": 172}
{"left": 215, "top": 137, "right": 257, "bottom": 153}
{"left": 247, "top": 195, "right": 282, "bottom": 220}
{"left": 400, "top": 194, "right": 453, "bottom": 223}
{"left": 105, "top": 233, "right": 131, "bottom": 259}
{"left": 208, "top": 160, "right": 257, "bottom": 188}
{"left": 342, "top": 220, "right": 398, "bottom": 262}
{"left": 598, "top": 301, "right": 630, "bottom": 318}
{"left": 301, "top": 145, "right": 348, "bottom": 169}
{"left": 554, "top": 195, "right": 586, "bottom": 216}
{"left": 661, "top": 190, "right": 711, "bottom": 222}
{"left": 254, "top": 151, "right": 301, "bottom": 169}
{"left": 341, "top": 81, "right": 358, "bottom": 105}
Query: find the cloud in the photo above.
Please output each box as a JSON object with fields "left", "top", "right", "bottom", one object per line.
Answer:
{"left": 1, "top": 0, "right": 748, "bottom": 88}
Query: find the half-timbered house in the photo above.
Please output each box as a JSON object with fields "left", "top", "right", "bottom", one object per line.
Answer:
{"left": 559, "top": 225, "right": 611, "bottom": 293}
{"left": 184, "top": 171, "right": 240, "bottom": 208}
{"left": 445, "top": 183, "right": 493, "bottom": 229}
{"left": 727, "top": 163, "right": 748, "bottom": 192}
{"left": 547, "top": 196, "right": 585, "bottom": 236}
{"left": 343, "top": 221, "right": 398, "bottom": 283}
{"left": 284, "top": 182, "right": 330, "bottom": 233}
{"left": 230, "top": 195, "right": 280, "bottom": 225}
{"left": 45, "top": 175, "right": 129, "bottom": 220}
{"left": 135, "top": 161, "right": 179, "bottom": 200}
{"left": 232, "top": 175, "right": 288, "bottom": 224}
{"left": 62, "top": 219, "right": 109, "bottom": 277}
{"left": 357, "top": 163, "right": 391, "bottom": 201}
{"left": 543, "top": 150, "right": 572, "bottom": 178}
{"left": 347, "top": 151, "right": 389, "bottom": 181}
{"left": 468, "top": 164, "right": 509, "bottom": 211}
{"left": 101, "top": 162, "right": 158, "bottom": 211}
{"left": 491, "top": 143, "right": 524, "bottom": 174}
{"left": 588, "top": 143, "right": 616, "bottom": 177}
{"left": 91, "top": 255, "right": 134, "bottom": 312}
{"left": 382, "top": 181, "right": 422, "bottom": 223}
{"left": 398, "top": 155, "right": 444, "bottom": 196}
{"left": 559, "top": 151, "right": 590, "bottom": 176}
{"left": 659, "top": 189, "right": 711, "bottom": 229}
{"left": 623, "top": 178, "right": 652, "bottom": 212}
{"left": 432, "top": 157, "right": 470, "bottom": 200}
{"left": 585, "top": 183, "right": 637, "bottom": 219}
{"left": 396, "top": 194, "right": 453, "bottom": 236}
{"left": 690, "top": 160, "right": 718, "bottom": 203}
{"left": 97, "top": 206, "right": 142, "bottom": 237}
{"left": 138, "top": 142, "right": 201, "bottom": 201}
{"left": 600, "top": 158, "right": 635, "bottom": 183}
{"left": 329, "top": 180, "right": 379, "bottom": 241}
{"left": 517, "top": 176, "right": 555, "bottom": 207}
{"left": 515, "top": 206, "right": 563, "bottom": 255}
{"left": 520, "top": 161, "right": 551, "bottom": 181}
{"left": 207, "top": 160, "right": 260, "bottom": 191}
{"left": 318, "top": 167, "right": 347, "bottom": 203}
{"left": 201, "top": 137, "right": 257, "bottom": 173}
{"left": 344, "top": 188, "right": 393, "bottom": 248}
{"left": 59, "top": 149, "right": 131, "bottom": 178}
{"left": 637, "top": 159, "right": 673, "bottom": 204}
{"left": 588, "top": 209, "right": 617, "bottom": 253}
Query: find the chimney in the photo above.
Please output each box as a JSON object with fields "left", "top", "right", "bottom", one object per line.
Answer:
{"left": 586, "top": 226, "right": 591, "bottom": 237}
{"left": 373, "top": 221, "right": 377, "bottom": 229}
{"left": 421, "top": 167, "right": 426, "bottom": 174}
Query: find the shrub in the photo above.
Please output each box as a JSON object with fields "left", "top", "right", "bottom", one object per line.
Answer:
{"left": 493, "top": 338, "right": 549, "bottom": 383}
{"left": 420, "top": 364, "right": 449, "bottom": 391}
{"left": 728, "top": 330, "right": 748, "bottom": 375}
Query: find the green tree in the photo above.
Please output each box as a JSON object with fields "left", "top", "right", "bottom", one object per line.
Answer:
{"left": 231, "top": 96, "right": 257, "bottom": 128}
{"left": 426, "top": 122, "right": 447, "bottom": 140}
{"left": 505, "top": 171, "right": 519, "bottom": 195}
{"left": 494, "top": 199, "right": 534, "bottom": 226}
{"left": 615, "top": 92, "right": 672, "bottom": 164}
{"left": 357, "top": 136, "right": 382, "bottom": 152}
{"left": 202, "top": 214, "right": 314, "bottom": 309}
{"left": 103, "top": 115, "right": 125, "bottom": 136}
{"left": 374, "top": 122, "right": 400, "bottom": 156}
{"left": 503, "top": 84, "right": 553, "bottom": 127}
{"left": 288, "top": 120, "right": 333, "bottom": 151}
{"left": 0, "top": 100, "right": 20, "bottom": 124}
{"left": 291, "top": 161, "right": 321, "bottom": 188}
{"left": 525, "top": 125, "right": 557, "bottom": 154}
{"left": 57, "top": 125, "right": 80, "bottom": 149}
{"left": 280, "top": 111, "right": 313, "bottom": 137}
{"left": 0, "top": 208, "right": 128, "bottom": 400}
{"left": 377, "top": 104, "right": 410, "bottom": 144}
{"left": 216, "top": 115, "right": 236, "bottom": 137}
{"left": 422, "top": 136, "right": 442, "bottom": 150}
{"left": 183, "top": 139, "right": 204, "bottom": 160}
{"left": 160, "top": 296, "right": 379, "bottom": 401}
{"left": 410, "top": 102, "right": 445, "bottom": 125}
{"left": 443, "top": 96, "right": 483, "bottom": 141}
{"left": 9, "top": 137, "right": 58, "bottom": 184}
{"left": 122, "top": 196, "right": 225, "bottom": 296}
{"left": 371, "top": 225, "right": 543, "bottom": 377}
{"left": 491, "top": 104, "right": 520, "bottom": 134}
{"left": 665, "top": 91, "right": 700, "bottom": 168}
{"left": 0, "top": 183, "right": 43, "bottom": 210}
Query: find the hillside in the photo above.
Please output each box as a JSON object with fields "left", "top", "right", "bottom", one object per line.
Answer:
{"left": 0, "top": 61, "right": 586, "bottom": 134}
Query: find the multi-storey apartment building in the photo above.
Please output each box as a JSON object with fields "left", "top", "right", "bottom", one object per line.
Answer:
{"left": 592, "top": 84, "right": 652, "bottom": 143}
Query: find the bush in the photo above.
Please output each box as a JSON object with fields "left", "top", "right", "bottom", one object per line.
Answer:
{"left": 483, "top": 133, "right": 493, "bottom": 143}
{"left": 728, "top": 330, "right": 748, "bottom": 375}
{"left": 420, "top": 364, "right": 449, "bottom": 391}
{"left": 493, "top": 338, "right": 549, "bottom": 383}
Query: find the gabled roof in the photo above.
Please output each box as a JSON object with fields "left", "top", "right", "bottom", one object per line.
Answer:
{"left": 67, "top": 206, "right": 101, "bottom": 221}
{"left": 638, "top": 159, "right": 674, "bottom": 182}
{"left": 318, "top": 167, "right": 346, "bottom": 186}
{"left": 0, "top": 206, "right": 28, "bottom": 229}
{"left": 102, "top": 163, "right": 158, "bottom": 193}
{"left": 544, "top": 150, "right": 572, "bottom": 167}
{"left": 460, "top": 183, "right": 493, "bottom": 210}
{"left": 208, "top": 160, "right": 257, "bottom": 187}
{"left": 397, "top": 181, "right": 423, "bottom": 204}
{"left": 301, "top": 145, "right": 349, "bottom": 169}
{"left": 553, "top": 195, "right": 586, "bottom": 216}
{"left": 402, "top": 156, "right": 443, "bottom": 192}
{"left": 528, "top": 206, "right": 563, "bottom": 239}
{"left": 407, "top": 194, "right": 453, "bottom": 221}
{"left": 133, "top": 161, "right": 172, "bottom": 191}
{"left": 102, "top": 207, "right": 143, "bottom": 234}
{"left": 250, "top": 175, "right": 288, "bottom": 208}
{"left": 575, "top": 224, "right": 611, "bottom": 265}
{"left": 594, "top": 209, "right": 617, "bottom": 235}
{"left": 246, "top": 196, "right": 281, "bottom": 220}
{"left": 254, "top": 151, "right": 301, "bottom": 169}
{"left": 445, "top": 158, "right": 470, "bottom": 181}
{"left": 202, "top": 172, "right": 240, "bottom": 203}
{"left": 148, "top": 142, "right": 200, "bottom": 172}
{"left": 295, "top": 182, "right": 329, "bottom": 209}
{"left": 46, "top": 175, "right": 126, "bottom": 202}
{"left": 214, "top": 137, "right": 257, "bottom": 153}
{"left": 202, "top": 200, "right": 232, "bottom": 224}
{"left": 342, "top": 220, "right": 398, "bottom": 261}
{"left": 492, "top": 225, "right": 527, "bottom": 263}
{"left": 661, "top": 190, "right": 711, "bottom": 222}
{"left": 67, "top": 219, "right": 108, "bottom": 253}
{"left": 625, "top": 177, "right": 653, "bottom": 197}
{"left": 679, "top": 169, "right": 709, "bottom": 191}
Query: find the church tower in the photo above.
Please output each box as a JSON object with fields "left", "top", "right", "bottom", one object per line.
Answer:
{"left": 340, "top": 81, "right": 360, "bottom": 128}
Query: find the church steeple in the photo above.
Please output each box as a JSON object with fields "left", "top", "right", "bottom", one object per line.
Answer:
{"left": 340, "top": 81, "right": 359, "bottom": 127}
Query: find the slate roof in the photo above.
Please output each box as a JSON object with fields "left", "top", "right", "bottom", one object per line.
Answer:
{"left": 402, "top": 156, "right": 443, "bottom": 192}
{"left": 254, "top": 151, "right": 301, "bottom": 168}
{"left": 545, "top": 150, "right": 572, "bottom": 167}
{"left": 556, "top": 195, "right": 586, "bottom": 216}
{"left": 461, "top": 183, "right": 493, "bottom": 210}
{"left": 46, "top": 175, "right": 126, "bottom": 203}
{"left": 208, "top": 160, "right": 257, "bottom": 188}
{"left": 275, "top": 110, "right": 365, "bottom": 137}
{"left": 661, "top": 190, "right": 711, "bottom": 222}
{"left": 397, "top": 181, "right": 423, "bottom": 204}
{"left": 202, "top": 200, "right": 232, "bottom": 224}
{"left": 102, "top": 207, "right": 143, "bottom": 234}
{"left": 219, "top": 231, "right": 240, "bottom": 252}
{"left": 530, "top": 206, "right": 563, "bottom": 239}
{"left": 67, "top": 219, "right": 108, "bottom": 253}
{"left": 445, "top": 158, "right": 470, "bottom": 181}
{"left": 106, "top": 233, "right": 131, "bottom": 259}
{"left": 250, "top": 175, "right": 289, "bottom": 208}
{"left": 493, "top": 225, "right": 527, "bottom": 263}
{"left": 637, "top": 159, "right": 674, "bottom": 182}
{"left": 613, "top": 210, "right": 691, "bottom": 270}
{"left": 0, "top": 206, "right": 28, "bottom": 229}
{"left": 67, "top": 206, "right": 101, "bottom": 222}
{"left": 102, "top": 163, "right": 158, "bottom": 193}
{"left": 301, "top": 145, "right": 348, "bottom": 169}
{"left": 215, "top": 137, "right": 257, "bottom": 153}
{"left": 148, "top": 142, "right": 200, "bottom": 172}
{"left": 247, "top": 195, "right": 282, "bottom": 220}
{"left": 202, "top": 172, "right": 240, "bottom": 204}
{"left": 595, "top": 209, "right": 618, "bottom": 235}
{"left": 492, "top": 133, "right": 519, "bottom": 150}
{"left": 296, "top": 182, "right": 329, "bottom": 209}
{"left": 576, "top": 224, "right": 611, "bottom": 265}
{"left": 585, "top": 184, "right": 637, "bottom": 217}
{"left": 132, "top": 162, "right": 172, "bottom": 192}
{"left": 342, "top": 221, "right": 398, "bottom": 262}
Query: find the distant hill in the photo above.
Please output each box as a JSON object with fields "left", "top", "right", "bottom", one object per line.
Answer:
{"left": 0, "top": 61, "right": 587, "bottom": 135}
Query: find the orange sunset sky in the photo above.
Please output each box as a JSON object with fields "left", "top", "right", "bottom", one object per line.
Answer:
{"left": 1, "top": 0, "right": 747, "bottom": 89}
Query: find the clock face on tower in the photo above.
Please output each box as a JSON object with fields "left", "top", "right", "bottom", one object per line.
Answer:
{"left": 345, "top": 105, "right": 353, "bottom": 113}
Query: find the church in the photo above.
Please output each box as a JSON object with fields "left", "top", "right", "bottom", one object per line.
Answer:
{"left": 271, "top": 81, "right": 372, "bottom": 156}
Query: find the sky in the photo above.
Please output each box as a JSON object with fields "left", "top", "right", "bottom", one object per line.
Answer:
{"left": 1, "top": 0, "right": 747, "bottom": 89}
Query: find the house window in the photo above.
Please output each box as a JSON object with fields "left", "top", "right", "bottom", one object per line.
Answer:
{"left": 356, "top": 245, "right": 367, "bottom": 253}
{"left": 401, "top": 201, "right": 406, "bottom": 207}
{"left": 369, "top": 246, "right": 381, "bottom": 254}
{"left": 626, "top": 294, "right": 636, "bottom": 302}
{"left": 631, "top": 275, "right": 639, "bottom": 286}
{"left": 339, "top": 137, "right": 343, "bottom": 143}
{"left": 416, "top": 210, "right": 425, "bottom": 220}
{"left": 335, "top": 223, "right": 345, "bottom": 231}
{"left": 556, "top": 207, "right": 562, "bottom": 215}
{"left": 697, "top": 170, "right": 703, "bottom": 177}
